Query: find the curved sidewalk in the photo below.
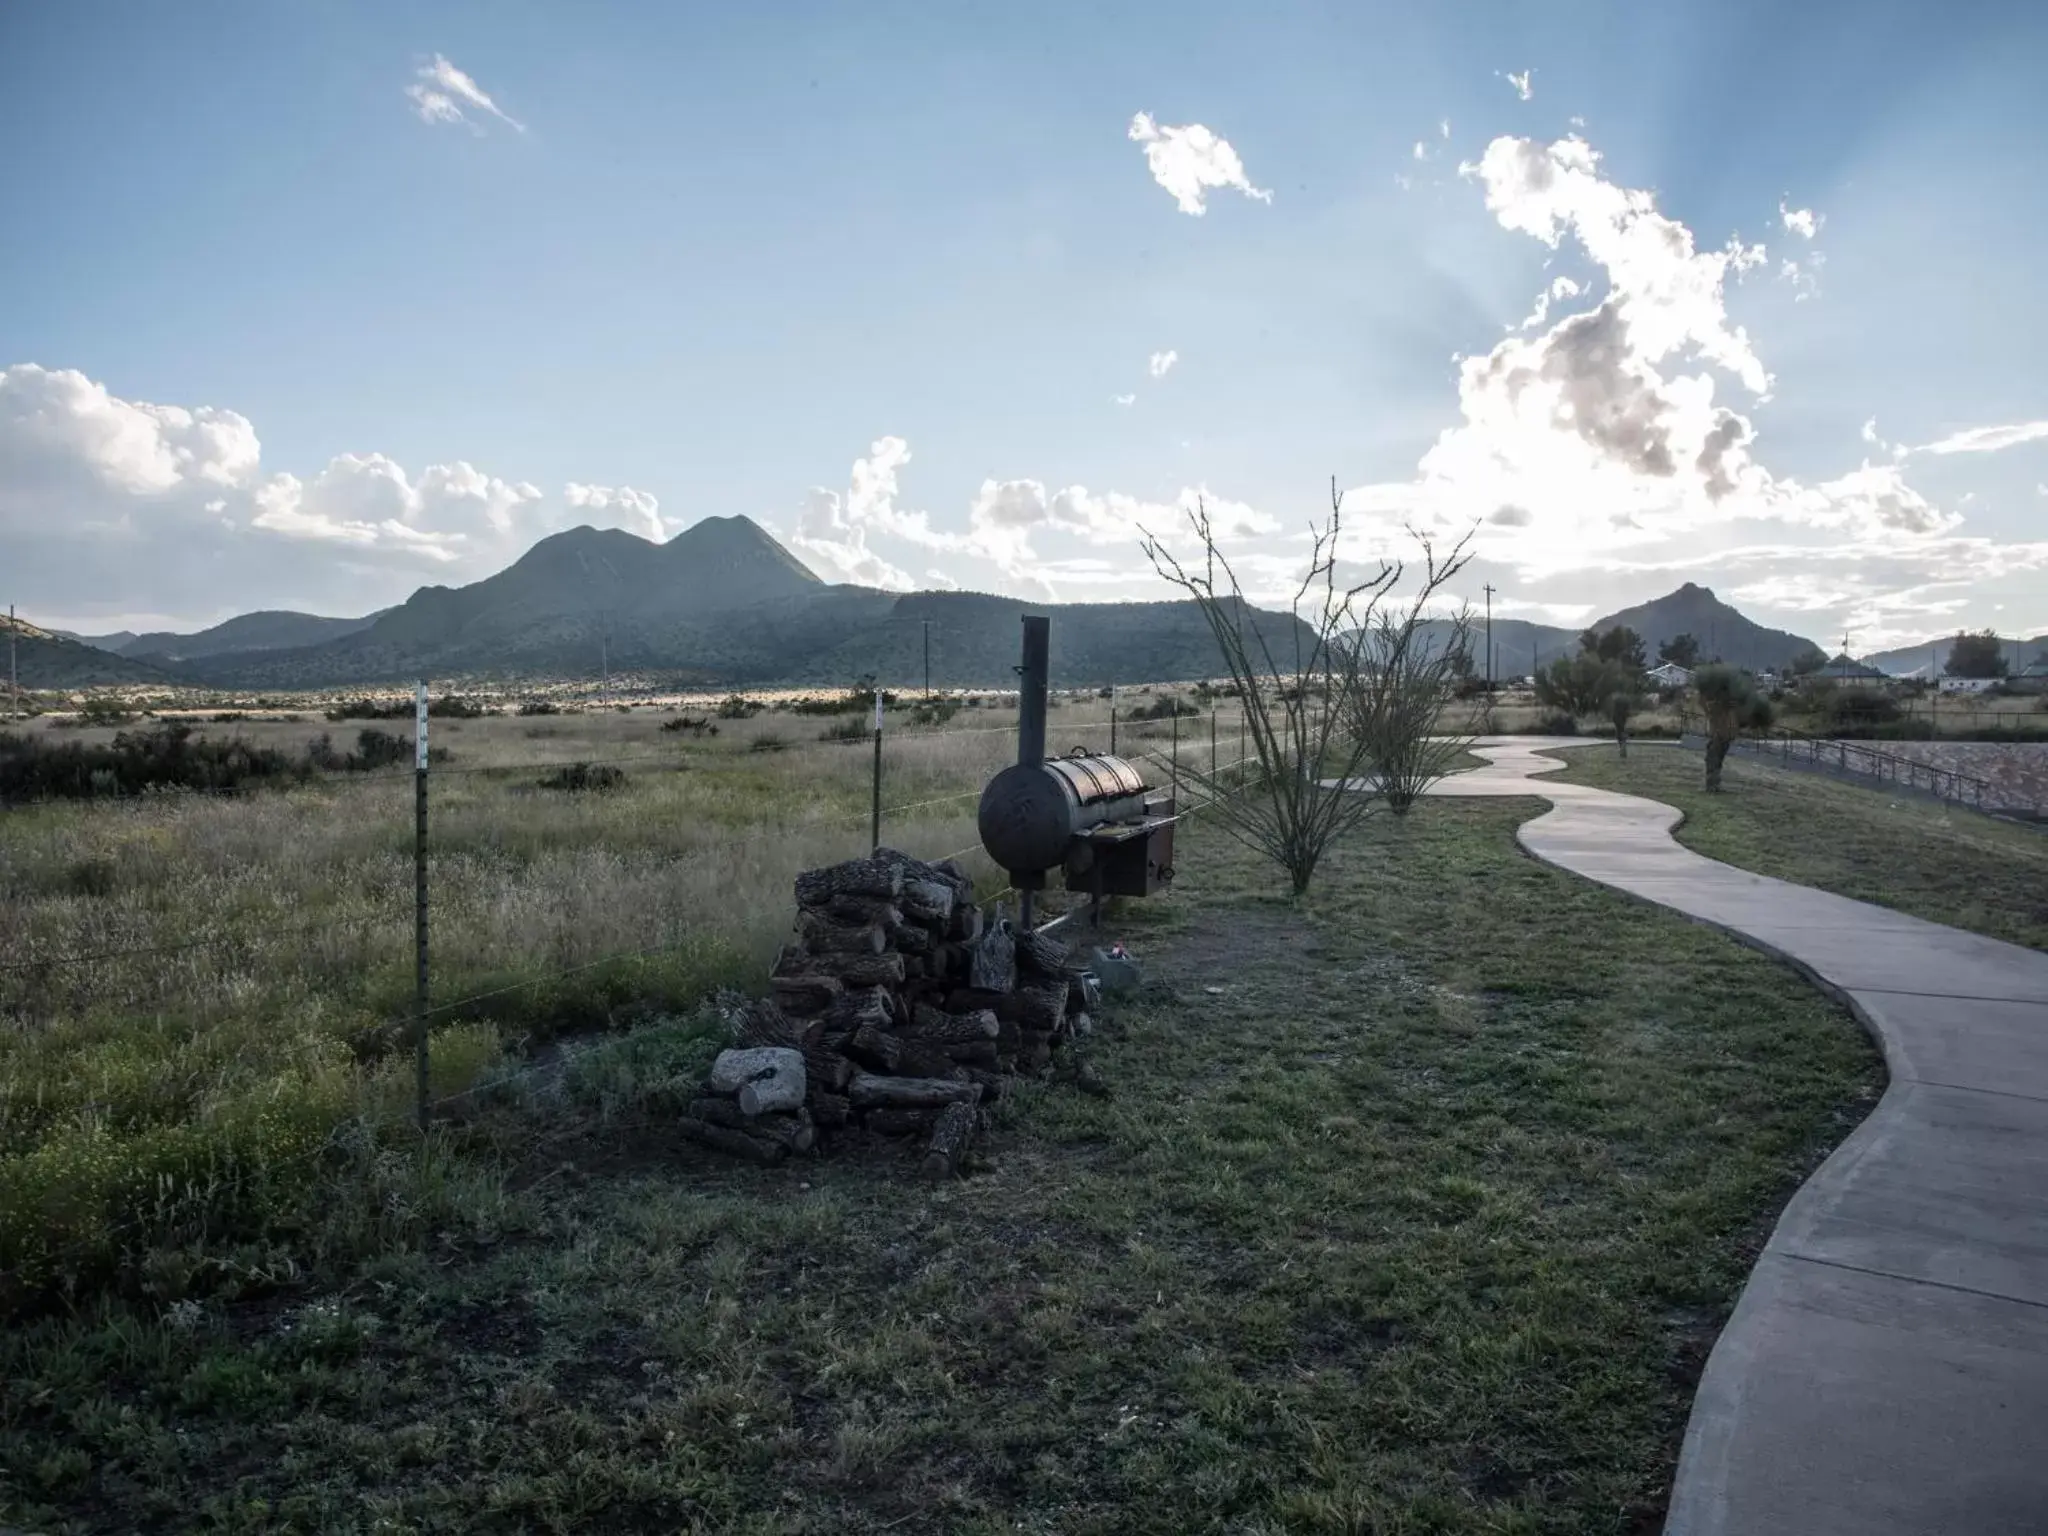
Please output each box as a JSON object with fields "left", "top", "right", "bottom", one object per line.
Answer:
{"left": 1435, "top": 739, "right": 2048, "bottom": 1536}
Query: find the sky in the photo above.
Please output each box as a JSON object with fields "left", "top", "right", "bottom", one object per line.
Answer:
{"left": 3, "top": 0, "right": 2045, "bottom": 652}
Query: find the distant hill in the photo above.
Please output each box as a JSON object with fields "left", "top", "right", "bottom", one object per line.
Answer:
{"left": 110, "top": 609, "right": 385, "bottom": 662}
{"left": 1410, "top": 616, "right": 1581, "bottom": 681}
{"left": 1585, "top": 583, "right": 1827, "bottom": 672}
{"left": 1861, "top": 633, "right": 2048, "bottom": 678}
{"left": 3, "top": 614, "right": 179, "bottom": 690}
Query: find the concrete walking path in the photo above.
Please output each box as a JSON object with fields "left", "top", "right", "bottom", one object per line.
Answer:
{"left": 1432, "top": 739, "right": 2048, "bottom": 1536}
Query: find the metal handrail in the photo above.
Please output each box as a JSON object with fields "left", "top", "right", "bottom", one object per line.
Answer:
{"left": 1738, "top": 725, "right": 1993, "bottom": 812}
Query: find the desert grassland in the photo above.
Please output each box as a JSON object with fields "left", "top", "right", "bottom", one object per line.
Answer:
{"left": 0, "top": 695, "right": 1241, "bottom": 1305}
{"left": 0, "top": 795, "right": 1884, "bottom": 1534}
{"left": 1556, "top": 743, "right": 2048, "bottom": 951}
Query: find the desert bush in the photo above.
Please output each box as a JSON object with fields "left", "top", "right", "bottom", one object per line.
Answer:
{"left": 537, "top": 762, "right": 627, "bottom": 792}
{"left": 517, "top": 700, "right": 562, "bottom": 716}
{"left": 817, "top": 716, "right": 871, "bottom": 744}
{"left": 660, "top": 715, "right": 717, "bottom": 736}
{"left": 717, "top": 694, "right": 764, "bottom": 720}
{"left": 749, "top": 733, "right": 790, "bottom": 754}
{"left": 0, "top": 724, "right": 312, "bottom": 803}
{"left": 910, "top": 699, "right": 960, "bottom": 727}
{"left": 1144, "top": 485, "right": 1472, "bottom": 893}
{"left": 1536, "top": 710, "right": 1579, "bottom": 735}
{"left": 1126, "top": 696, "right": 1201, "bottom": 721}
{"left": 1828, "top": 691, "right": 1902, "bottom": 729}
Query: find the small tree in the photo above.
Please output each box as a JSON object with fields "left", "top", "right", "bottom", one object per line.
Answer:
{"left": 1580, "top": 624, "right": 1648, "bottom": 671}
{"left": 1143, "top": 486, "right": 1472, "bottom": 894}
{"left": 1945, "top": 630, "right": 2009, "bottom": 680}
{"left": 1535, "top": 651, "right": 1626, "bottom": 718}
{"left": 1659, "top": 632, "right": 1701, "bottom": 668}
{"left": 1695, "top": 664, "right": 1774, "bottom": 791}
{"left": 1607, "top": 684, "right": 1641, "bottom": 757}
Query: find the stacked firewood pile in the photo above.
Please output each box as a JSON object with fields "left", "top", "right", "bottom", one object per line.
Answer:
{"left": 679, "top": 847, "right": 1098, "bottom": 1177}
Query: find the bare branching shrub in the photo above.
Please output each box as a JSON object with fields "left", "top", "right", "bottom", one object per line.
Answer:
{"left": 1344, "top": 584, "right": 1478, "bottom": 814}
{"left": 1143, "top": 484, "right": 1473, "bottom": 894}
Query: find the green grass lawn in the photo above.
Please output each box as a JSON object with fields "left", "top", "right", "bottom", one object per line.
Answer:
{"left": 1554, "top": 743, "right": 2048, "bottom": 952}
{"left": 0, "top": 799, "right": 1882, "bottom": 1535}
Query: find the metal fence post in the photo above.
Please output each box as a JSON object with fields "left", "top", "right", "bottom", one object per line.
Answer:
{"left": 1210, "top": 705, "right": 1218, "bottom": 780}
{"left": 1109, "top": 687, "right": 1118, "bottom": 755}
{"left": 871, "top": 692, "right": 884, "bottom": 853}
{"left": 1170, "top": 703, "right": 1180, "bottom": 803}
{"left": 414, "top": 680, "right": 430, "bottom": 1131}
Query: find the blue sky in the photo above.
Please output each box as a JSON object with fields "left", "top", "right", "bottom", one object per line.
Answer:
{"left": 3, "top": 0, "right": 2044, "bottom": 649}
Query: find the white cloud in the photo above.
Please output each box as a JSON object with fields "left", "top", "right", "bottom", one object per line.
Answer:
{"left": 1916, "top": 421, "right": 2048, "bottom": 456}
{"left": 406, "top": 54, "right": 524, "bottom": 135}
{"left": 0, "top": 361, "right": 669, "bottom": 624}
{"left": 1502, "top": 70, "right": 1534, "bottom": 102}
{"left": 1780, "top": 201, "right": 1822, "bottom": 239}
{"left": 1112, "top": 393, "right": 1136, "bottom": 407}
{"left": 0, "top": 362, "right": 259, "bottom": 514}
{"left": 1331, "top": 131, "right": 2048, "bottom": 647}
{"left": 1861, "top": 417, "right": 1880, "bottom": 444}
{"left": 1127, "top": 112, "right": 1271, "bottom": 216}
{"left": 1440, "top": 118, "right": 1452, "bottom": 140}
{"left": 1413, "top": 140, "right": 1430, "bottom": 161}
{"left": 1147, "top": 349, "right": 1179, "bottom": 379}
{"left": 564, "top": 482, "right": 667, "bottom": 539}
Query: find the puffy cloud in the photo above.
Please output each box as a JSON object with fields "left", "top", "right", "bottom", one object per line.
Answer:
{"left": 407, "top": 54, "right": 524, "bottom": 135}
{"left": 1127, "top": 112, "right": 1272, "bottom": 216}
{"left": 1916, "top": 420, "right": 2048, "bottom": 456}
{"left": 565, "top": 481, "right": 665, "bottom": 539}
{"left": 0, "top": 363, "right": 259, "bottom": 513}
{"left": 1780, "top": 202, "right": 1822, "bottom": 239}
{"left": 1147, "top": 349, "right": 1179, "bottom": 379}
{"left": 1502, "top": 70, "right": 1534, "bottom": 101}
{"left": 0, "top": 362, "right": 667, "bottom": 625}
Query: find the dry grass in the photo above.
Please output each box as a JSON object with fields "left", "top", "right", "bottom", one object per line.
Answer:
{"left": 0, "top": 692, "right": 1249, "bottom": 1303}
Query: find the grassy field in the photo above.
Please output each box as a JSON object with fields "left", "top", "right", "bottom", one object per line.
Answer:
{"left": 0, "top": 694, "right": 1250, "bottom": 1304}
{"left": 1555, "top": 744, "right": 2048, "bottom": 951}
{"left": 0, "top": 794, "right": 1883, "bottom": 1534}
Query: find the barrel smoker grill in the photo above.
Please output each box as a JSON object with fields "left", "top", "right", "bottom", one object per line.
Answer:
{"left": 977, "top": 616, "right": 1175, "bottom": 924}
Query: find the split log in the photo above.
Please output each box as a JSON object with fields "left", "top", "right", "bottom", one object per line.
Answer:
{"left": 1015, "top": 926, "right": 1071, "bottom": 979}
{"left": 933, "top": 857, "right": 977, "bottom": 897}
{"left": 895, "top": 1039, "right": 967, "bottom": 1082}
{"left": 906, "top": 1004, "right": 999, "bottom": 1044}
{"left": 824, "top": 985, "right": 893, "bottom": 1035}
{"left": 944, "top": 987, "right": 1009, "bottom": 1015}
{"left": 866, "top": 1107, "right": 939, "bottom": 1137}
{"left": 900, "top": 878, "right": 956, "bottom": 925}
{"left": 796, "top": 912, "right": 887, "bottom": 956}
{"left": 968, "top": 923, "right": 1017, "bottom": 992}
{"left": 877, "top": 848, "right": 973, "bottom": 902}
{"left": 804, "top": 1045, "right": 855, "bottom": 1094}
{"left": 771, "top": 972, "right": 842, "bottom": 1014}
{"left": 1065, "top": 972, "right": 1098, "bottom": 1015}
{"left": 749, "top": 1109, "right": 817, "bottom": 1155}
{"left": 997, "top": 984, "right": 1066, "bottom": 1036}
{"left": 735, "top": 1000, "right": 823, "bottom": 1051}
{"left": 679, "top": 1117, "right": 786, "bottom": 1165}
{"left": 941, "top": 1039, "right": 999, "bottom": 1068}
{"left": 740, "top": 1072, "right": 806, "bottom": 1117}
{"left": 808, "top": 1090, "right": 851, "bottom": 1128}
{"left": 794, "top": 857, "right": 903, "bottom": 907}
{"left": 948, "top": 902, "right": 984, "bottom": 943}
{"left": 921, "top": 1100, "right": 977, "bottom": 1180}
{"left": 994, "top": 1017, "right": 1021, "bottom": 1054}
{"left": 686, "top": 1096, "right": 752, "bottom": 1129}
{"left": 774, "top": 950, "right": 907, "bottom": 988}
{"left": 846, "top": 1023, "right": 904, "bottom": 1074}
{"left": 847, "top": 1072, "right": 982, "bottom": 1110}
{"left": 891, "top": 922, "right": 934, "bottom": 955}
{"left": 824, "top": 895, "right": 905, "bottom": 932}
{"left": 930, "top": 942, "right": 969, "bottom": 980}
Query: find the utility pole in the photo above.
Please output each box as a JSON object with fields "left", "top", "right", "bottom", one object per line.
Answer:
{"left": 1482, "top": 583, "right": 1497, "bottom": 688}
{"left": 8, "top": 603, "right": 16, "bottom": 722}
{"left": 923, "top": 618, "right": 931, "bottom": 700}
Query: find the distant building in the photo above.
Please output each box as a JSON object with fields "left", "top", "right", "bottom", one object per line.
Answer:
{"left": 1937, "top": 676, "right": 2000, "bottom": 695}
{"left": 1819, "top": 654, "right": 1890, "bottom": 688}
{"left": 2012, "top": 657, "right": 2048, "bottom": 696}
{"left": 1646, "top": 661, "right": 1694, "bottom": 689}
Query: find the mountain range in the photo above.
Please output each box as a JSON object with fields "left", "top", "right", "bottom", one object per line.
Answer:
{"left": 10, "top": 515, "right": 2015, "bottom": 693}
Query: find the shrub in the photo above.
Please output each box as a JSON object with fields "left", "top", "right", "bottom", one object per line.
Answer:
{"left": 909, "top": 699, "right": 960, "bottom": 727}
{"left": 0, "top": 723, "right": 311, "bottom": 802}
{"left": 1126, "top": 696, "right": 1202, "bottom": 721}
{"left": 660, "top": 715, "right": 717, "bottom": 735}
{"left": 517, "top": 700, "right": 561, "bottom": 716}
{"left": 818, "top": 716, "right": 871, "bottom": 744}
{"left": 1829, "top": 691, "right": 1902, "bottom": 729}
{"left": 537, "top": 762, "right": 627, "bottom": 792}
{"left": 78, "top": 698, "right": 135, "bottom": 727}
{"left": 1696, "top": 665, "right": 1774, "bottom": 791}
{"left": 748, "top": 733, "right": 789, "bottom": 753}
{"left": 717, "top": 694, "right": 763, "bottom": 720}
{"left": 1536, "top": 710, "right": 1579, "bottom": 736}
